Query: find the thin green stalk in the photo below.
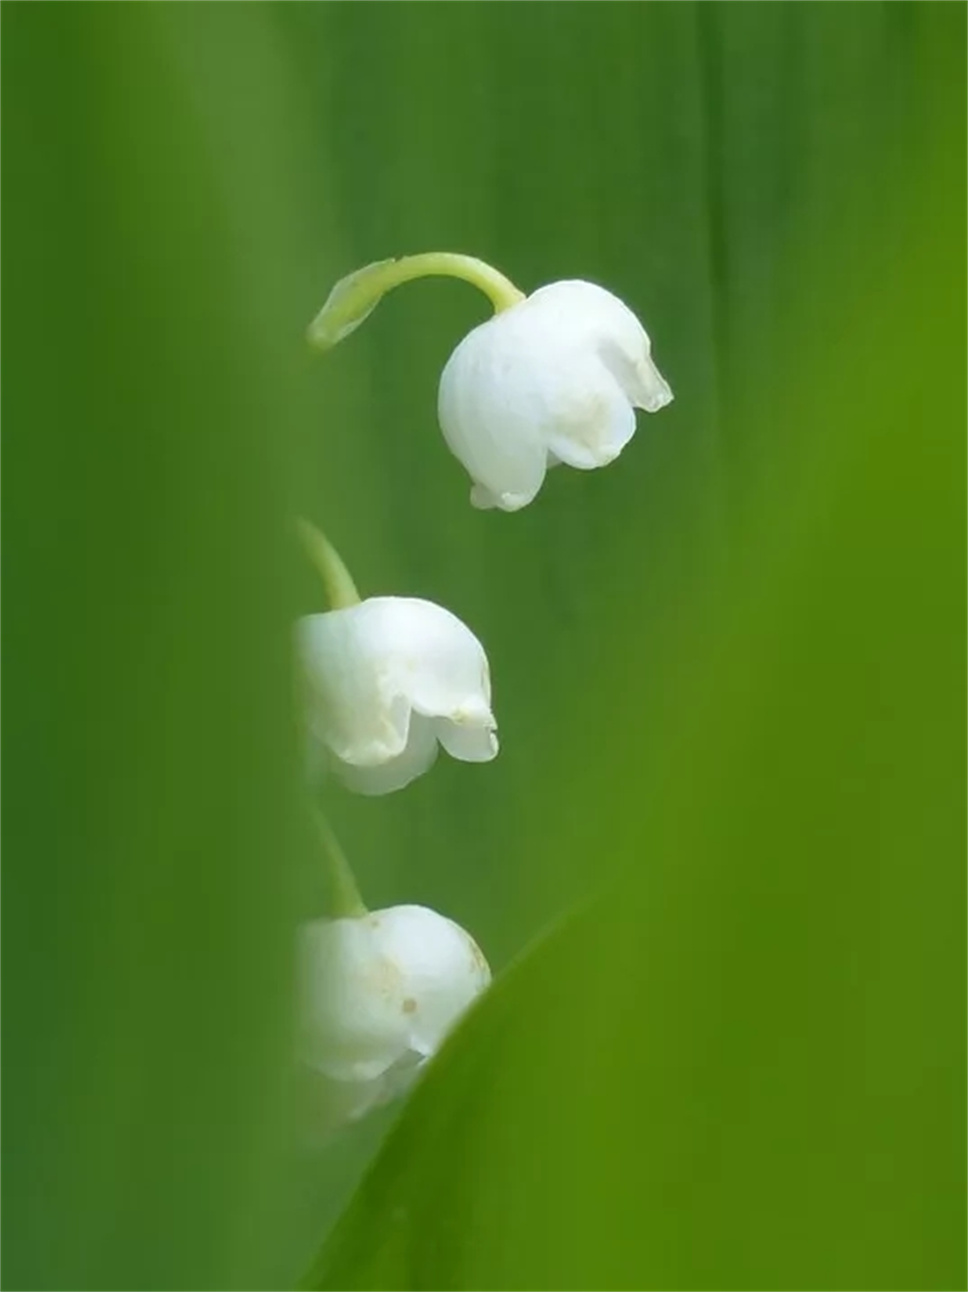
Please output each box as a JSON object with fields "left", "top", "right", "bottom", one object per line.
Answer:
{"left": 314, "top": 808, "right": 367, "bottom": 919}
{"left": 307, "top": 252, "right": 525, "bottom": 351}
{"left": 296, "top": 517, "right": 360, "bottom": 610}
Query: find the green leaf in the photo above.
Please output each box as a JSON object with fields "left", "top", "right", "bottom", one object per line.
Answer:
{"left": 2, "top": 6, "right": 319, "bottom": 1287}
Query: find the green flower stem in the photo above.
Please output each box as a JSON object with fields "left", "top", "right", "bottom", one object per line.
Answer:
{"left": 314, "top": 809, "right": 367, "bottom": 920}
{"left": 307, "top": 252, "right": 525, "bottom": 351}
{"left": 296, "top": 517, "right": 360, "bottom": 610}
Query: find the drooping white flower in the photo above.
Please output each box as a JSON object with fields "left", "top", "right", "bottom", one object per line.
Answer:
{"left": 438, "top": 279, "right": 673, "bottom": 511}
{"left": 299, "top": 904, "right": 491, "bottom": 1120}
{"left": 297, "top": 596, "right": 498, "bottom": 796}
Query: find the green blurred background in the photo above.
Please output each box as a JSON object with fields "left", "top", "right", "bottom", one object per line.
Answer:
{"left": 3, "top": 4, "right": 964, "bottom": 1290}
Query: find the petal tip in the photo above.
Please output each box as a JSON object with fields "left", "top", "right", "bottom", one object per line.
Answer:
{"left": 470, "top": 482, "right": 536, "bottom": 512}
{"left": 470, "top": 482, "right": 498, "bottom": 510}
{"left": 635, "top": 360, "right": 674, "bottom": 413}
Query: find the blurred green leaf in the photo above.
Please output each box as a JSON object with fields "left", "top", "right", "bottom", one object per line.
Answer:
{"left": 2, "top": 6, "right": 318, "bottom": 1288}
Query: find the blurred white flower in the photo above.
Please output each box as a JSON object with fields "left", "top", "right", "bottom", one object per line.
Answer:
{"left": 438, "top": 279, "right": 673, "bottom": 511}
{"left": 297, "top": 596, "right": 498, "bottom": 796}
{"left": 299, "top": 904, "right": 491, "bottom": 1121}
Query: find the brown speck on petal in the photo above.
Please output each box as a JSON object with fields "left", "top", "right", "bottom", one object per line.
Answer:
{"left": 402, "top": 997, "right": 418, "bottom": 1014}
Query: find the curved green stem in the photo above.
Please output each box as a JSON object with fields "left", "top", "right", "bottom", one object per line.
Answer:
{"left": 314, "top": 809, "right": 367, "bottom": 919}
{"left": 307, "top": 252, "right": 525, "bottom": 351}
{"left": 296, "top": 517, "right": 360, "bottom": 610}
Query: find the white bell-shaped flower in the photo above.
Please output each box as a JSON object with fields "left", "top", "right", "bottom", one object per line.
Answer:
{"left": 297, "top": 596, "right": 498, "bottom": 796}
{"left": 438, "top": 279, "right": 673, "bottom": 511}
{"left": 299, "top": 904, "right": 491, "bottom": 1120}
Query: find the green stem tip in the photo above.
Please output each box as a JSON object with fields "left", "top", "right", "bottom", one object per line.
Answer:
{"left": 314, "top": 810, "right": 367, "bottom": 920}
{"left": 296, "top": 517, "right": 360, "bottom": 611}
{"left": 307, "top": 252, "right": 525, "bottom": 351}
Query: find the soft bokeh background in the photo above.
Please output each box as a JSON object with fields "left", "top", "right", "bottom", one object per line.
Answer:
{"left": 3, "top": 4, "right": 964, "bottom": 1290}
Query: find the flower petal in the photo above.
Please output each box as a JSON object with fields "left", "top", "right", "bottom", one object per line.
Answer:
{"left": 366, "top": 905, "right": 491, "bottom": 1057}
{"left": 434, "top": 711, "right": 498, "bottom": 762}
{"left": 363, "top": 597, "right": 494, "bottom": 735}
{"left": 439, "top": 321, "right": 550, "bottom": 512}
{"left": 338, "top": 714, "right": 438, "bottom": 796}
{"left": 297, "top": 611, "right": 410, "bottom": 767}
{"left": 436, "top": 279, "right": 671, "bottom": 508}
{"left": 297, "top": 596, "right": 497, "bottom": 794}
{"left": 625, "top": 353, "right": 673, "bottom": 413}
{"left": 299, "top": 915, "right": 412, "bottom": 1083}
{"left": 540, "top": 355, "right": 637, "bottom": 470}
{"left": 526, "top": 279, "right": 673, "bottom": 415}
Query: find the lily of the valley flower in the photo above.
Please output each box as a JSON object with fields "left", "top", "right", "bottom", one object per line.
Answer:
{"left": 297, "top": 520, "right": 498, "bottom": 796}
{"left": 299, "top": 904, "right": 491, "bottom": 1120}
{"left": 307, "top": 255, "right": 672, "bottom": 512}
{"left": 298, "top": 597, "right": 498, "bottom": 796}
{"left": 439, "top": 279, "right": 673, "bottom": 511}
